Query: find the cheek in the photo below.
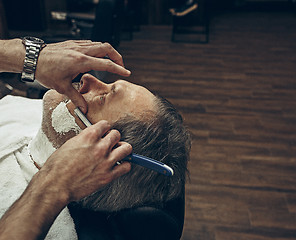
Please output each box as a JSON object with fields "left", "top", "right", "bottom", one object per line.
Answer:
{"left": 66, "top": 101, "right": 87, "bottom": 129}
{"left": 85, "top": 103, "right": 118, "bottom": 124}
{"left": 43, "top": 89, "right": 63, "bottom": 101}
{"left": 42, "top": 90, "right": 61, "bottom": 118}
{"left": 51, "top": 101, "right": 81, "bottom": 135}
{"left": 43, "top": 90, "right": 65, "bottom": 111}
{"left": 87, "top": 104, "right": 105, "bottom": 124}
{"left": 102, "top": 104, "right": 127, "bottom": 124}
{"left": 67, "top": 99, "right": 105, "bottom": 127}
{"left": 42, "top": 90, "right": 72, "bottom": 135}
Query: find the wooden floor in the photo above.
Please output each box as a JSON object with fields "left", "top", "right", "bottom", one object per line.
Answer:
{"left": 116, "top": 10, "right": 296, "bottom": 240}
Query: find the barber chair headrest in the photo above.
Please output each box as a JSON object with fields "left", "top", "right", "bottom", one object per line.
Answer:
{"left": 68, "top": 194, "right": 185, "bottom": 240}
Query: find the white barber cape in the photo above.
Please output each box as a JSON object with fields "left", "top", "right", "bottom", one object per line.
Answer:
{"left": 0, "top": 95, "right": 77, "bottom": 239}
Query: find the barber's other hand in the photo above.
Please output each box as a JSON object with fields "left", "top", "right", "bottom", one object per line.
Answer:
{"left": 37, "top": 120, "right": 132, "bottom": 204}
{"left": 35, "top": 40, "right": 131, "bottom": 113}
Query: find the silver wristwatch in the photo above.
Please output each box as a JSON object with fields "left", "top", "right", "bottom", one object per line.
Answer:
{"left": 21, "top": 36, "right": 46, "bottom": 82}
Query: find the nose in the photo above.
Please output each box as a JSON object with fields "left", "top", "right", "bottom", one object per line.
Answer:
{"left": 79, "top": 74, "right": 108, "bottom": 94}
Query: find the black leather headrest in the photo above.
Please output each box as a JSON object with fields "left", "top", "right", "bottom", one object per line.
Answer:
{"left": 68, "top": 194, "right": 185, "bottom": 240}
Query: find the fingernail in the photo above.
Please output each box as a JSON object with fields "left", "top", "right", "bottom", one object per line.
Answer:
{"left": 126, "top": 70, "right": 131, "bottom": 75}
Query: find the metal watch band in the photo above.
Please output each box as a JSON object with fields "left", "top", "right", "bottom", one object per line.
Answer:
{"left": 21, "top": 37, "right": 45, "bottom": 82}
{"left": 21, "top": 44, "right": 41, "bottom": 82}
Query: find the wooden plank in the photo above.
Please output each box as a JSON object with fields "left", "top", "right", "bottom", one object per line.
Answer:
{"left": 116, "top": 10, "right": 296, "bottom": 240}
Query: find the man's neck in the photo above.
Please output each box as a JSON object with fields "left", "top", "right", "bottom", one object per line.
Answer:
{"left": 28, "top": 129, "right": 56, "bottom": 168}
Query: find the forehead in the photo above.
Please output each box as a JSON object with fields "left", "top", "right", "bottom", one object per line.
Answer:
{"left": 120, "top": 80, "right": 153, "bottom": 99}
{"left": 114, "top": 80, "right": 156, "bottom": 116}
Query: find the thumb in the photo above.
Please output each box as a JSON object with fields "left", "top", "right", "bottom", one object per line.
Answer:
{"left": 65, "top": 86, "right": 88, "bottom": 113}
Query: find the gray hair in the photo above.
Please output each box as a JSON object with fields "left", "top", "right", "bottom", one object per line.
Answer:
{"left": 78, "top": 95, "right": 191, "bottom": 212}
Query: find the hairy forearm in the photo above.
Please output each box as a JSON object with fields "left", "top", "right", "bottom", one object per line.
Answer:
{"left": 0, "top": 38, "right": 25, "bottom": 73}
{"left": 0, "top": 170, "right": 69, "bottom": 240}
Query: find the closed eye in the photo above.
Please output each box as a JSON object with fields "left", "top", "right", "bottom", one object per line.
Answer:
{"left": 103, "top": 84, "right": 116, "bottom": 104}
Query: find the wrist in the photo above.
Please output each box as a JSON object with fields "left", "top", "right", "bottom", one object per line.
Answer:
{"left": 21, "top": 36, "right": 46, "bottom": 82}
{"left": 0, "top": 38, "right": 25, "bottom": 73}
{"left": 30, "top": 169, "right": 70, "bottom": 211}
{"left": 14, "top": 39, "right": 26, "bottom": 72}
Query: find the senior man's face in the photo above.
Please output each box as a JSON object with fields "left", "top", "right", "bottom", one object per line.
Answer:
{"left": 42, "top": 74, "right": 156, "bottom": 147}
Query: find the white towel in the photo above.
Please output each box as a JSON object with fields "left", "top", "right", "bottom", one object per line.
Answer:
{"left": 0, "top": 95, "right": 77, "bottom": 239}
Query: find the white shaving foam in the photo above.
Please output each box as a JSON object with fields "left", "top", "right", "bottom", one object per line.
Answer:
{"left": 51, "top": 102, "right": 81, "bottom": 135}
{"left": 28, "top": 129, "right": 57, "bottom": 168}
{"left": 29, "top": 102, "right": 81, "bottom": 167}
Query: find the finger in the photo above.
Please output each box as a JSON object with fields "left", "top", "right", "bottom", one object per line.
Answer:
{"left": 64, "top": 85, "right": 88, "bottom": 113}
{"left": 100, "top": 42, "right": 124, "bottom": 67}
{"left": 102, "top": 129, "right": 121, "bottom": 151}
{"left": 111, "top": 161, "right": 131, "bottom": 179}
{"left": 73, "top": 40, "right": 93, "bottom": 43}
{"left": 81, "top": 120, "right": 111, "bottom": 141}
{"left": 86, "top": 42, "right": 124, "bottom": 67}
{"left": 84, "top": 57, "right": 131, "bottom": 77}
{"left": 109, "top": 142, "right": 133, "bottom": 163}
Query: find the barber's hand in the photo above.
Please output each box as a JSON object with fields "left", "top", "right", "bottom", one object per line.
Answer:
{"left": 38, "top": 120, "right": 132, "bottom": 203}
{"left": 35, "top": 40, "right": 131, "bottom": 113}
